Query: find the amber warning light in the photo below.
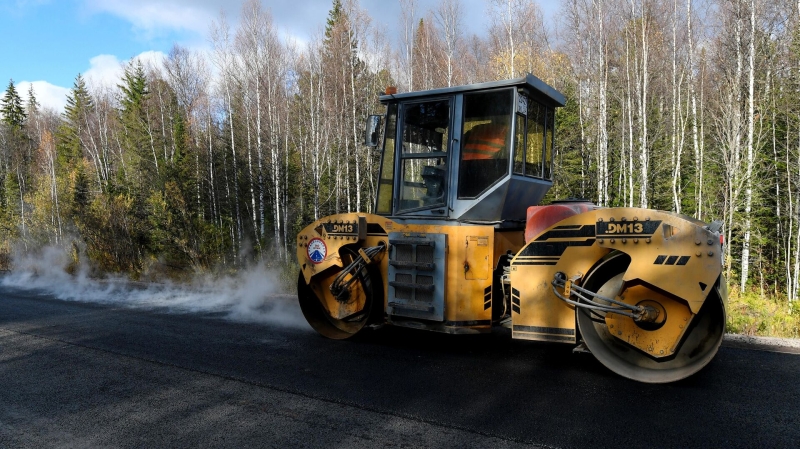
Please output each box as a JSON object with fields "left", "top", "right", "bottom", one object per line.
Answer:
{"left": 385, "top": 86, "right": 397, "bottom": 95}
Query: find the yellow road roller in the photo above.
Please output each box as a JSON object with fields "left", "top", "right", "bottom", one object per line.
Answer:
{"left": 296, "top": 75, "right": 726, "bottom": 383}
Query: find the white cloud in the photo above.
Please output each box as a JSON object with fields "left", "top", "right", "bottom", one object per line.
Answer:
{"left": 16, "top": 80, "right": 70, "bottom": 113}
{"left": 15, "top": 50, "right": 167, "bottom": 114}
{"left": 136, "top": 50, "right": 168, "bottom": 71}
{"left": 79, "top": 0, "right": 335, "bottom": 47}
{"left": 83, "top": 54, "right": 125, "bottom": 90}
{"left": 83, "top": 0, "right": 235, "bottom": 35}
{"left": 83, "top": 51, "right": 167, "bottom": 91}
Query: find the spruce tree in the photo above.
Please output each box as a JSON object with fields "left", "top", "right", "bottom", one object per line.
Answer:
{"left": 119, "top": 61, "right": 148, "bottom": 116}
{"left": 1, "top": 79, "right": 26, "bottom": 129}
{"left": 64, "top": 74, "right": 92, "bottom": 120}
{"left": 1, "top": 79, "right": 29, "bottom": 240}
{"left": 118, "top": 60, "right": 154, "bottom": 186}
{"left": 26, "top": 84, "right": 38, "bottom": 116}
{"left": 324, "top": 0, "right": 343, "bottom": 40}
{"left": 58, "top": 74, "right": 93, "bottom": 168}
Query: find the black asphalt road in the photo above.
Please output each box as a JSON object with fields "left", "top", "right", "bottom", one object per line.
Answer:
{"left": 1, "top": 283, "right": 799, "bottom": 448}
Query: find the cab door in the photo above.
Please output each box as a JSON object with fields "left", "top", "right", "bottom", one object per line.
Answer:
{"left": 394, "top": 98, "right": 455, "bottom": 215}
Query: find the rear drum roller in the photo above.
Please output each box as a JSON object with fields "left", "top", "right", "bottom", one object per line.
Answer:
{"left": 577, "top": 253, "right": 725, "bottom": 383}
{"left": 297, "top": 262, "right": 382, "bottom": 340}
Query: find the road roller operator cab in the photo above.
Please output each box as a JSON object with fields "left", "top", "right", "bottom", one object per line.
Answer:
{"left": 365, "top": 74, "right": 564, "bottom": 225}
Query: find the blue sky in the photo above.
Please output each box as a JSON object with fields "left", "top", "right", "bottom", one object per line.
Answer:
{"left": 1, "top": 0, "right": 559, "bottom": 112}
{"left": 2, "top": 1, "right": 194, "bottom": 88}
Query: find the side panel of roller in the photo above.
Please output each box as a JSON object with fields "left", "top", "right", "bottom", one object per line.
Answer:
{"left": 509, "top": 210, "right": 610, "bottom": 343}
{"left": 594, "top": 208, "right": 723, "bottom": 314}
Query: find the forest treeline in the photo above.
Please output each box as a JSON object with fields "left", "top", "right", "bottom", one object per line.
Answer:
{"left": 0, "top": 0, "right": 797, "bottom": 301}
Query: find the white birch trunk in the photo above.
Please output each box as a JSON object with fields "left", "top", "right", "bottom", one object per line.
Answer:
{"left": 597, "top": 0, "right": 608, "bottom": 207}
{"left": 225, "top": 80, "right": 242, "bottom": 253}
{"left": 639, "top": 2, "right": 649, "bottom": 209}
{"left": 740, "top": 0, "right": 755, "bottom": 292}
{"left": 671, "top": 0, "right": 681, "bottom": 214}
{"left": 626, "top": 27, "right": 635, "bottom": 208}
{"left": 687, "top": 0, "right": 702, "bottom": 219}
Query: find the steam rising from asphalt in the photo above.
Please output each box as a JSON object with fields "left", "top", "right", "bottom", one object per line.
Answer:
{"left": 0, "top": 246, "right": 310, "bottom": 330}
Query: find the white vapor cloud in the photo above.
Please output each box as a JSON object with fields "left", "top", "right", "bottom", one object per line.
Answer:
{"left": 1, "top": 246, "right": 310, "bottom": 330}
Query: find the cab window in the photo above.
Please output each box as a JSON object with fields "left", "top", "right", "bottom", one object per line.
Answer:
{"left": 397, "top": 99, "right": 450, "bottom": 212}
{"left": 513, "top": 95, "right": 552, "bottom": 180}
{"left": 375, "top": 104, "right": 398, "bottom": 215}
{"left": 458, "top": 89, "right": 513, "bottom": 198}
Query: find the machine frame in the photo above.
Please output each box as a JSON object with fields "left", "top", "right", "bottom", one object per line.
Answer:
{"left": 296, "top": 75, "right": 727, "bottom": 383}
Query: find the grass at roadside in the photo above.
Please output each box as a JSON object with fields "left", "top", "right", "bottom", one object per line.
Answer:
{"left": 726, "top": 287, "right": 800, "bottom": 338}
{"left": 277, "top": 260, "right": 299, "bottom": 294}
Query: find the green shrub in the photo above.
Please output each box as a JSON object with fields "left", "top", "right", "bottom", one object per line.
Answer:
{"left": 726, "top": 287, "right": 800, "bottom": 338}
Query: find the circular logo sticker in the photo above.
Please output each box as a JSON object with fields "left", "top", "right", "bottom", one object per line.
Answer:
{"left": 307, "top": 238, "right": 327, "bottom": 264}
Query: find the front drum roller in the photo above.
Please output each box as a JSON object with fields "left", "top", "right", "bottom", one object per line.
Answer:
{"left": 298, "top": 261, "right": 383, "bottom": 340}
{"left": 577, "top": 253, "right": 725, "bottom": 383}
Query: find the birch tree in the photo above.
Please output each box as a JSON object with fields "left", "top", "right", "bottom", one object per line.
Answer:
{"left": 687, "top": 0, "right": 704, "bottom": 218}
{"left": 399, "top": 0, "right": 418, "bottom": 91}
{"left": 487, "top": 0, "right": 548, "bottom": 79}
{"left": 412, "top": 16, "right": 444, "bottom": 90}
{"left": 564, "top": 0, "right": 610, "bottom": 206}
{"left": 210, "top": 14, "right": 243, "bottom": 259}
{"left": 740, "top": 0, "right": 756, "bottom": 290}
{"left": 434, "top": 0, "right": 463, "bottom": 87}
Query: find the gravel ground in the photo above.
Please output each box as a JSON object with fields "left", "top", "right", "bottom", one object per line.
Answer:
{"left": 723, "top": 333, "right": 800, "bottom": 353}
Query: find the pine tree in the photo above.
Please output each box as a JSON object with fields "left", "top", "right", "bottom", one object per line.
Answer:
{"left": 59, "top": 74, "right": 93, "bottom": 166}
{"left": 119, "top": 61, "right": 148, "bottom": 115}
{"left": 64, "top": 74, "right": 92, "bottom": 121}
{"left": 26, "top": 84, "right": 38, "bottom": 117}
{"left": 323, "top": 0, "right": 359, "bottom": 65}
{"left": 1, "top": 79, "right": 27, "bottom": 129}
{"left": 118, "top": 60, "right": 155, "bottom": 184}
{"left": 324, "top": 0, "right": 344, "bottom": 40}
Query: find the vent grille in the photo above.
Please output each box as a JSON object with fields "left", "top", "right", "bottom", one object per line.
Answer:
{"left": 396, "top": 244, "right": 413, "bottom": 263}
{"left": 417, "top": 245, "right": 434, "bottom": 264}
{"left": 387, "top": 233, "right": 446, "bottom": 321}
{"left": 416, "top": 275, "right": 434, "bottom": 302}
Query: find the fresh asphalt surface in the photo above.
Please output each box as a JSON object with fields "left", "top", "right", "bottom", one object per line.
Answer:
{"left": 1, "top": 283, "right": 798, "bottom": 448}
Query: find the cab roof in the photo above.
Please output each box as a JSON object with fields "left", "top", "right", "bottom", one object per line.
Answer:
{"left": 379, "top": 73, "right": 566, "bottom": 108}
